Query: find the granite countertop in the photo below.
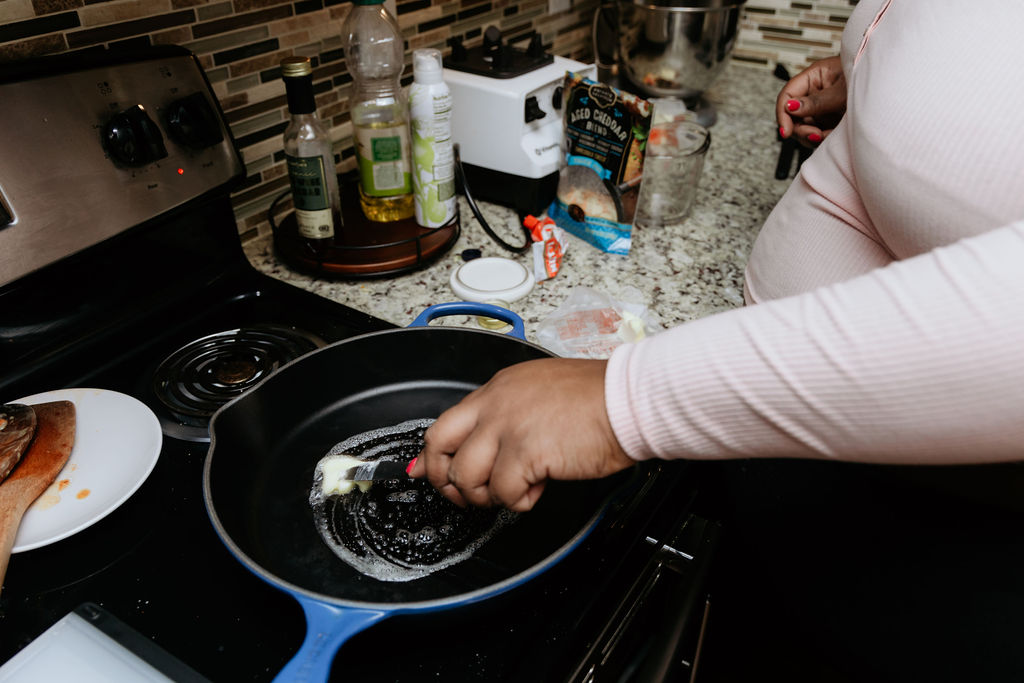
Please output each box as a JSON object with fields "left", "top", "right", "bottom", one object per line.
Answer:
{"left": 244, "top": 63, "right": 793, "bottom": 344}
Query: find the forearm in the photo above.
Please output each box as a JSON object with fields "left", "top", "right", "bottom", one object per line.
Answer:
{"left": 607, "top": 221, "right": 1024, "bottom": 464}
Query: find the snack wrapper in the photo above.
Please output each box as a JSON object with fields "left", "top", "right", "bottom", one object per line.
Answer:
{"left": 524, "top": 214, "right": 568, "bottom": 282}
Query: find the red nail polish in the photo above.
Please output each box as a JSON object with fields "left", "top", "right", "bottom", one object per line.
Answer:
{"left": 779, "top": 126, "right": 786, "bottom": 138}
{"left": 808, "top": 133, "right": 822, "bottom": 143}
{"left": 785, "top": 99, "right": 800, "bottom": 112}
{"left": 406, "top": 457, "right": 418, "bottom": 474}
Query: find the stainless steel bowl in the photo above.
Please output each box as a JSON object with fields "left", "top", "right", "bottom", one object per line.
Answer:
{"left": 606, "top": 0, "right": 745, "bottom": 101}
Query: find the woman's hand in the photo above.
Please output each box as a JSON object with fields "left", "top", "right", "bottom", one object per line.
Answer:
{"left": 409, "top": 358, "right": 635, "bottom": 512}
{"left": 777, "top": 56, "right": 847, "bottom": 148}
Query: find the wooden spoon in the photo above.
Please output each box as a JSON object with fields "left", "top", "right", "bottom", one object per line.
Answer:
{"left": 0, "top": 400, "right": 76, "bottom": 595}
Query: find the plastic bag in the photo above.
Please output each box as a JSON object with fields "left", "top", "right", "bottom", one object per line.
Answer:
{"left": 536, "top": 287, "right": 663, "bottom": 359}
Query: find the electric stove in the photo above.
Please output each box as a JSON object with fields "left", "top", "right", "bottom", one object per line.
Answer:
{"left": 0, "top": 46, "right": 717, "bottom": 682}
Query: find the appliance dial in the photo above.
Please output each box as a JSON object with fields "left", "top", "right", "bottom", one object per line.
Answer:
{"left": 103, "top": 104, "right": 168, "bottom": 167}
{"left": 524, "top": 95, "right": 546, "bottom": 123}
{"left": 552, "top": 85, "right": 564, "bottom": 110}
{"left": 164, "top": 92, "right": 224, "bottom": 150}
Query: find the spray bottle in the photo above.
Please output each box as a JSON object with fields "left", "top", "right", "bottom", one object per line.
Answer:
{"left": 408, "top": 48, "right": 456, "bottom": 228}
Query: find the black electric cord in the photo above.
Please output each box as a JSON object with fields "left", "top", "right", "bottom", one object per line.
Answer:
{"left": 454, "top": 143, "right": 532, "bottom": 254}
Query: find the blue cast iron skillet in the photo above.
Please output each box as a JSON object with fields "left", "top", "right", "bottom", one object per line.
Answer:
{"left": 204, "top": 303, "right": 635, "bottom": 681}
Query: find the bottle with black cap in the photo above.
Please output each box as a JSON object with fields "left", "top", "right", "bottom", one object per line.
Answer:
{"left": 280, "top": 56, "right": 342, "bottom": 254}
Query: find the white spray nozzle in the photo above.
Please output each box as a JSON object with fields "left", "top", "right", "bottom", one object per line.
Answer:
{"left": 413, "top": 48, "right": 444, "bottom": 84}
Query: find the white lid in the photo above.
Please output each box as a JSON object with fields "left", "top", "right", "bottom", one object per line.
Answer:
{"left": 450, "top": 257, "right": 535, "bottom": 303}
{"left": 413, "top": 48, "right": 444, "bottom": 85}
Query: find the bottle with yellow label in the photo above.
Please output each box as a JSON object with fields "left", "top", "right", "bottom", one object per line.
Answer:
{"left": 341, "top": 0, "right": 414, "bottom": 222}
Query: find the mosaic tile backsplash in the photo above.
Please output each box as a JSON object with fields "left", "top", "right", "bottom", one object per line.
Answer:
{"left": 1, "top": 0, "right": 856, "bottom": 241}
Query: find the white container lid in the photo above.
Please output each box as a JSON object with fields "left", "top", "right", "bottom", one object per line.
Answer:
{"left": 450, "top": 257, "right": 535, "bottom": 303}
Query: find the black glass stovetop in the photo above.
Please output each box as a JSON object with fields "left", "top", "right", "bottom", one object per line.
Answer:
{"left": 0, "top": 195, "right": 704, "bottom": 682}
{"left": 0, "top": 286, "right": 695, "bottom": 681}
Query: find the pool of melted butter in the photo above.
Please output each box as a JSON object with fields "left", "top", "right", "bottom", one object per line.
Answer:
{"left": 309, "top": 418, "right": 516, "bottom": 582}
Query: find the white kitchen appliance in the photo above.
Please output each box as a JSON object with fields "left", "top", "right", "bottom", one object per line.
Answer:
{"left": 444, "top": 32, "right": 596, "bottom": 217}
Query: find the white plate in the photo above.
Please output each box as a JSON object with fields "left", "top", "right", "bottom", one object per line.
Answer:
{"left": 10, "top": 388, "right": 162, "bottom": 553}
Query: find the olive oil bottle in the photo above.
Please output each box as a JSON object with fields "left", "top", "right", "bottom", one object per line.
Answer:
{"left": 341, "top": 0, "right": 414, "bottom": 222}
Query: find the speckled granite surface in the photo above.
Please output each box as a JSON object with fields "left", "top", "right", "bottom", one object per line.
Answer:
{"left": 244, "top": 63, "right": 794, "bottom": 343}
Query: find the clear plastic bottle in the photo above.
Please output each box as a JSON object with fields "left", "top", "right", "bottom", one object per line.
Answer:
{"left": 280, "top": 56, "right": 342, "bottom": 253}
{"left": 409, "top": 48, "right": 456, "bottom": 228}
{"left": 341, "top": 0, "right": 414, "bottom": 222}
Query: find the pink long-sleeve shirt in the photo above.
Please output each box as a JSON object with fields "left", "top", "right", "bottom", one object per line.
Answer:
{"left": 605, "top": 0, "right": 1024, "bottom": 464}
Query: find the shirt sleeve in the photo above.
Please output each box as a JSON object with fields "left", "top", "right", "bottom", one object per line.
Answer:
{"left": 605, "top": 220, "right": 1024, "bottom": 465}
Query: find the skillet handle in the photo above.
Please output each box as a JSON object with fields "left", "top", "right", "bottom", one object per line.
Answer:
{"left": 409, "top": 302, "right": 527, "bottom": 340}
{"left": 273, "top": 598, "right": 388, "bottom": 682}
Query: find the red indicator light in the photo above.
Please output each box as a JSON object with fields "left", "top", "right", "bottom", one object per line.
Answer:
{"left": 177, "top": 168, "right": 184, "bottom": 175}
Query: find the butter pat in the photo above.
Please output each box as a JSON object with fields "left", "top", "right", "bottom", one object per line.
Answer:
{"left": 617, "top": 310, "right": 648, "bottom": 343}
{"left": 316, "top": 454, "right": 373, "bottom": 496}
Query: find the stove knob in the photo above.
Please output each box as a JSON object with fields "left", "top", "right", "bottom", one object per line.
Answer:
{"left": 524, "top": 95, "right": 547, "bottom": 123}
{"left": 103, "top": 104, "right": 168, "bottom": 167}
{"left": 164, "top": 92, "right": 224, "bottom": 150}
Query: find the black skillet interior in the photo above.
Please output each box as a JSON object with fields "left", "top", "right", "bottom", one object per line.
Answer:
{"left": 206, "top": 327, "right": 630, "bottom": 605}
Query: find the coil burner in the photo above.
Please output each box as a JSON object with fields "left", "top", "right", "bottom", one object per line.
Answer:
{"left": 153, "top": 325, "right": 325, "bottom": 441}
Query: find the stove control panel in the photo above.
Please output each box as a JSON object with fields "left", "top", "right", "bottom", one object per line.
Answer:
{"left": 103, "top": 104, "right": 169, "bottom": 167}
{"left": 0, "top": 47, "right": 245, "bottom": 288}
{"left": 164, "top": 92, "right": 224, "bottom": 150}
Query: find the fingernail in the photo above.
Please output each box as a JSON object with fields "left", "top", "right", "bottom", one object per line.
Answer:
{"left": 808, "top": 133, "right": 822, "bottom": 143}
{"left": 785, "top": 99, "right": 800, "bottom": 112}
{"left": 406, "top": 457, "right": 418, "bottom": 474}
{"left": 779, "top": 126, "right": 786, "bottom": 138}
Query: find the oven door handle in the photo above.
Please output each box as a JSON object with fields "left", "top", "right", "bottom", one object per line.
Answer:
{"left": 569, "top": 513, "right": 721, "bottom": 683}
{"left": 632, "top": 517, "right": 720, "bottom": 682}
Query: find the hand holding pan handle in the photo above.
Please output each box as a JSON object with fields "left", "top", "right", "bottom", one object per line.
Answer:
{"left": 409, "top": 302, "right": 527, "bottom": 341}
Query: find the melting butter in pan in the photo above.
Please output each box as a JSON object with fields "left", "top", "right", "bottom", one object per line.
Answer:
{"left": 314, "top": 454, "right": 373, "bottom": 496}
